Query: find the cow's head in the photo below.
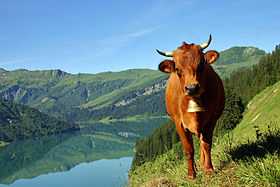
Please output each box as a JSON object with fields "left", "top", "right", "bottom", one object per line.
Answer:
{"left": 157, "top": 35, "right": 219, "bottom": 97}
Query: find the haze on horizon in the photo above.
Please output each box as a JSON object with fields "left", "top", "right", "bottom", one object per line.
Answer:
{"left": 0, "top": 0, "right": 279, "bottom": 74}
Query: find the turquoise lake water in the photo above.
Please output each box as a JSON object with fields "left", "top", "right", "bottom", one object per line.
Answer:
{"left": 0, "top": 118, "right": 167, "bottom": 187}
{"left": 0, "top": 132, "right": 135, "bottom": 187}
{"left": 0, "top": 157, "right": 132, "bottom": 187}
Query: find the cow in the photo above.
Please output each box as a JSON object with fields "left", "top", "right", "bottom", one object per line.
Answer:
{"left": 156, "top": 35, "right": 225, "bottom": 179}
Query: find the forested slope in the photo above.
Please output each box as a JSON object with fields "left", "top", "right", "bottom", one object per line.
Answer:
{"left": 0, "top": 99, "right": 78, "bottom": 143}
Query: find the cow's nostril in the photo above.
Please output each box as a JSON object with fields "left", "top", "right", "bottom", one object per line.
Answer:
{"left": 186, "top": 84, "right": 199, "bottom": 95}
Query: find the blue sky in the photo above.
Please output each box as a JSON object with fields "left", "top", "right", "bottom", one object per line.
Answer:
{"left": 0, "top": 0, "right": 279, "bottom": 74}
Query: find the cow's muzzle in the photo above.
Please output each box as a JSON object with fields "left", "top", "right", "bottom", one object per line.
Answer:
{"left": 185, "top": 84, "right": 200, "bottom": 96}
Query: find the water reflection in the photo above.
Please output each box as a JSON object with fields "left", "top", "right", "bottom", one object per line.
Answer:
{"left": 0, "top": 131, "right": 133, "bottom": 185}
{"left": 0, "top": 117, "right": 167, "bottom": 186}
{"left": 0, "top": 157, "right": 133, "bottom": 187}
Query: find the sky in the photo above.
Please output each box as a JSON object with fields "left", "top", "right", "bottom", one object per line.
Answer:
{"left": 0, "top": 0, "right": 279, "bottom": 74}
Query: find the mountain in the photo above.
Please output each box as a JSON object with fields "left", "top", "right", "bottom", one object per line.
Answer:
{"left": 0, "top": 68, "right": 167, "bottom": 123}
{"left": 216, "top": 46, "right": 265, "bottom": 65}
{"left": 0, "top": 99, "right": 78, "bottom": 143}
{"left": 223, "top": 44, "right": 280, "bottom": 104}
{"left": 213, "top": 46, "right": 265, "bottom": 77}
{"left": 0, "top": 46, "right": 265, "bottom": 124}
{"left": 129, "top": 80, "right": 280, "bottom": 187}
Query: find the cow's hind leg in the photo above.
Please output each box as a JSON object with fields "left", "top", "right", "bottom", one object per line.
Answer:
{"left": 200, "top": 124, "right": 214, "bottom": 174}
{"left": 175, "top": 121, "right": 196, "bottom": 179}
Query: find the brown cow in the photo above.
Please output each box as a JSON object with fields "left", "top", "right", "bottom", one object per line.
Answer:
{"left": 157, "top": 35, "right": 225, "bottom": 179}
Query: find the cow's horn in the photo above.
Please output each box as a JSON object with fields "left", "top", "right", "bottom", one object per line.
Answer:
{"left": 200, "top": 34, "right": 212, "bottom": 50}
{"left": 156, "top": 49, "right": 173, "bottom": 57}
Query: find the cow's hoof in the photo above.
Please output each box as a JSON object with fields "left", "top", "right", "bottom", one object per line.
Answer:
{"left": 204, "top": 168, "right": 214, "bottom": 175}
{"left": 187, "top": 174, "right": 196, "bottom": 180}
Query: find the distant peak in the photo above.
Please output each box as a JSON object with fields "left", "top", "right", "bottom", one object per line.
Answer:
{"left": 216, "top": 46, "right": 266, "bottom": 65}
{"left": 51, "top": 69, "right": 68, "bottom": 78}
{"left": 0, "top": 68, "right": 7, "bottom": 73}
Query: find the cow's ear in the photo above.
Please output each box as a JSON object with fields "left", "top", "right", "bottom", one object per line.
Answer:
{"left": 158, "top": 60, "right": 175, "bottom": 73}
{"left": 204, "top": 50, "right": 219, "bottom": 64}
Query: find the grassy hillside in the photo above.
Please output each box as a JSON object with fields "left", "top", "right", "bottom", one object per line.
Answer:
{"left": 129, "top": 80, "right": 280, "bottom": 187}
{"left": 233, "top": 80, "right": 280, "bottom": 142}
{"left": 0, "top": 99, "right": 78, "bottom": 143}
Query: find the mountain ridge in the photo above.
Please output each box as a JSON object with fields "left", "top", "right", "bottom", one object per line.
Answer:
{"left": 216, "top": 46, "right": 265, "bottom": 65}
{"left": 0, "top": 46, "right": 265, "bottom": 124}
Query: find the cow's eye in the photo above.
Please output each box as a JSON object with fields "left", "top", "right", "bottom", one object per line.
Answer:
{"left": 175, "top": 68, "right": 182, "bottom": 77}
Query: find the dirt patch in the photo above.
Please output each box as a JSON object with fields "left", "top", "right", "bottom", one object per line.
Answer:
{"left": 141, "top": 177, "right": 176, "bottom": 187}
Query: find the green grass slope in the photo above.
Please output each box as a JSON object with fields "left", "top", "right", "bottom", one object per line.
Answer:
{"left": 129, "top": 80, "right": 280, "bottom": 187}
{"left": 233, "top": 80, "right": 280, "bottom": 142}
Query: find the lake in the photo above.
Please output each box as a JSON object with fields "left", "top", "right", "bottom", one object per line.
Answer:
{"left": 0, "top": 118, "right": 168, "bottom": 187}
{"left": 0, "top": 157, "right": 133, "bottom": 187}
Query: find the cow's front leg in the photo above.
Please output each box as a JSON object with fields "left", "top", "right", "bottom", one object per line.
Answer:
{"left": 200, "top": 127, "right": 214, "bottom": 174}
{"left": 200, "top": 140, "right": 205, "bottom": 170}
{"left": 175, "top": 121, "right": 196, "bottom": 179}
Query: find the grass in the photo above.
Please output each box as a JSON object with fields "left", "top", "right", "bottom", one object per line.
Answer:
{"left": 129, "top": 126, "right": 280, "bottom": 187}
{"left": 236, "top": 153, "right": 280, "bottom": 186}
{"left": 129, "top": 80, "right": 280, "bottom": 187}
{"left": 233, "top": 81, "right": 280, "bottom": 142}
